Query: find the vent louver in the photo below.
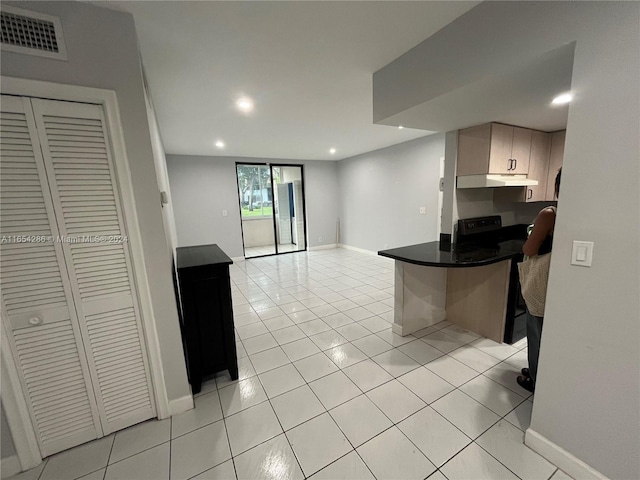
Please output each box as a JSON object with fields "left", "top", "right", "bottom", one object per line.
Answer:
{"left": 0, "top": 5, "right": 67, "bottom": 60}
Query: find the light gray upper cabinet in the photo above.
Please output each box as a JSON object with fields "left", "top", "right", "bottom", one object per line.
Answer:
{"left": 457, "top": 122, "right": 531, "bottom": 176}
{"left": 493, "top": 129, "right": 566, "bottom": 203}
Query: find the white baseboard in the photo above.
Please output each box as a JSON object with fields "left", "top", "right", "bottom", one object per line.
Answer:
{"left": 231, "top": 256, "right": 245, "bottom": 262}
{"left": 1, "top": 455, "right": 22, "bottom": 479}
{"left": 308, "top": 244, "right": 337, "bottom": 251}
{"left": 168, "top": 394, "right": 194, "bottom": 416}
{"left": 337, "top": 244, "right": 378, "bottom": 256}
{"left": 525, "top": 428, "right": 607, "bottom": 480}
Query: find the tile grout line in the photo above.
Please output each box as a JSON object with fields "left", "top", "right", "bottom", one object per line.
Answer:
{"left": 221, "top": 251, "right": 536, "bottom": 479}
{"left": 282, "top": 345, "right": 377, "bottom": 479}
{"left": 35, "top": 458, "right": 48, "bottom": 480}
{"left": 244, "top": 350, "right": 307, "bottom": 477}
{"left": 237, "top": 287, "right": 386, "bottom": 478}
{"left": 102, "top": 433, "right": 116, "bottom": 479}
{"left": 240, "top": 272, "right": 435, "bottom": 478}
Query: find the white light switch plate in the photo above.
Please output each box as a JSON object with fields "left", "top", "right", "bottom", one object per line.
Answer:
{"left": 571, "top": 241, "right": 594, "bottom": 267}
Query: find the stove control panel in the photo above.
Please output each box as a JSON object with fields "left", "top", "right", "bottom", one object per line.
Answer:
{"left": 458, "top": 216, "right": 502, "bottom": 236}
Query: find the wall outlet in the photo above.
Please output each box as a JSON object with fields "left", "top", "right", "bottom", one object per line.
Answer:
{"left": 318, "top": 236, "right": 323, "bottom": 243}
{"left": 222, "top": 210, "right": 228, "bottom": 217}
{"left": 419, "top": 206, "right": 426, "bottom": 214}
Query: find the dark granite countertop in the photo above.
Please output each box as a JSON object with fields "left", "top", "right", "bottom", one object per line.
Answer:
{"left": 176, "top": 244, "right": 233, "bottom": 269}
{"left": 378, "top": 239, "right": 525, "bottom": 268}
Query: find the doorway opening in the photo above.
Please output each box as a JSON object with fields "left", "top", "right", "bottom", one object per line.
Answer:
{"left": 236, "top": 163, "right": 307, "bottom": 259}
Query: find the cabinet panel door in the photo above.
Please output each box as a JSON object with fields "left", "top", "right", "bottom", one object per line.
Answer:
{"left": 488, "top": 124, "right": 514, "bottom": 174}
{"left": 457, "top": 123, "right": 491, "bottom": 175}
{"left": 546, "top": 131, "right": 565, "bottom": 201}
{"left": 0, "top": 95, "right": 102, "bottom": 457}
{"left": 526, "top": 131, "right": 551, "bottom": 202}
{"left": 31, "top": 98, "right": 156, "bottom": 434}
{"left": 510, "top": 127, "right": 532, "bottom": 174}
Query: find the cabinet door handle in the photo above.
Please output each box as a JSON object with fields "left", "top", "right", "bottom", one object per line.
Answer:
{"left": 513, "top": 158, "right": 517, "bottom": 171}
{"left": 527, "top": 188, "right": 533, "bottom": 200}
{"left": 507, "top": 159, "right": 513, "bottom": 171}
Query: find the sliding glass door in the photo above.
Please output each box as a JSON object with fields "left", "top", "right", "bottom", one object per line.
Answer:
{"left": 236, "top": 163, "right": 306, "bottom": 259}
{"left": 272, "top": 165, "right": 306, "bottom": 253}
{"left": 236, "top": 163, "right": 276, "bottom": 257}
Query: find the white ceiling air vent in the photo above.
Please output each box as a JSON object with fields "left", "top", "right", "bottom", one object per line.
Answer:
{"left": 1, "top": 5, "right": 67, "bottom": 60}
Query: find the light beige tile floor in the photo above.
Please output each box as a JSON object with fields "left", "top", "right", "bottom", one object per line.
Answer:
{"left": 12, "top": 249, "right": 572, "bottom": 480}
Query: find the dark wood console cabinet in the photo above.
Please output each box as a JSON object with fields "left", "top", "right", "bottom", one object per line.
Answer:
{"left": 176, "top": 244, "right": 238, "bottom": 393}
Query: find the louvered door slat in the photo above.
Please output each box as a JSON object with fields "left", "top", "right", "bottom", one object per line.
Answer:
{"left": 19, "top": 343, "right": 79, "bottom": 364}
{"left": 104, "top": 390, "right": 151, "bottom": 415}
{"left": 39, "top": 409, "right": 95, "bottom": 433}
{"left": 23, "top": 357, "right": 81, "bottom": 378}
{"left": 35, "top": 396, "right": 91, "bottom": 420}
{"left": 88, "top": 315, "right": 135, "bottom": 332}
{"left": 86, "top": 311, "right": 136, "bottom": 327}
{"left": 30, "top": 378, "right": 88, "bottom": 399}
{"left": 102, "top": 378, "right": 149, "bottom": 401}
{"left": 95, "top": 353, "right": 144, "bottom": 376}
{"left": 32, "top": 98, "right": 155, "bottom": 434}
{"left": 40, "top": 416, "right": 95, "bottom": 441}
{"left": 27, "top": 362, "right": 86, "bottom": 385}
{"left": 1, "top": 95, "right": 102, "bottom": 457}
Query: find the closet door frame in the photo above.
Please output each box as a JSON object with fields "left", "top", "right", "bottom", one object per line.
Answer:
{"left": 1, "top": 76, "right": 171, "bottom": 469}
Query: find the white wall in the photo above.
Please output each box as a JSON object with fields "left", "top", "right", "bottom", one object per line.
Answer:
{"left": 337, "top": 134, "right": 443, "bottom": 252}
{"left": 0, "top": 1, "right": 190, "bottom": 405}
{"left": 143, "top": 74, "right": 179, "bottom": 255}
{"left": 166, "top": 155, "right": 339, "bottom": 257}
{"left": 242, "top": 219, "right": 276, "bottom": 248}
{"left": 375, "top": 2, "right": 640, "bottom": 478}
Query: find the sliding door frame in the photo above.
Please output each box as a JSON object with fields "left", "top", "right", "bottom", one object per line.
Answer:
{"left": 234, "top": 162, "right": 308, "bottom": 259}
{"left": 271, "top": 163, "right": 308, "bottom": 255}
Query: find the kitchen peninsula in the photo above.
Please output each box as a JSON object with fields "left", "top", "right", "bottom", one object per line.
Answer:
{"left": 379, "top": 218, "right": 526, "bottom": 343}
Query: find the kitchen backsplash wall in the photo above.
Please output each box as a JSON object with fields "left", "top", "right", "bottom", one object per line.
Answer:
{"left": 456, "top": 188, "right": 554, "bottom": 226}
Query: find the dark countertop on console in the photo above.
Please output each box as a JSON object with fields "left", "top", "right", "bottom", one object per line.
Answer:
{"left": 176, "top": 244, "right": 233, "bottom": 269}
{"left": 378, "top": 239, "right": 525, "bottom": 268}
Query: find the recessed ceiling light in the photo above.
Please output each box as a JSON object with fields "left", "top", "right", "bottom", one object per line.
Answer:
{"left": 398, "top": 125, "right": 404, "bottom": 129}
{"left": 215, "top": 140, "right": 225, "bottom": 148}
{"left": 552, "top": 93, "right": 573, "bottom": 105}
{"left": 329, "top": 148, "right": 336, "bottom": 155}
{"left": 236, "top": 97, "right": 254, "bottom": 113}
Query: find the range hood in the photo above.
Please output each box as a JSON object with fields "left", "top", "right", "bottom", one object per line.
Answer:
{"left": 457, "top": 174, "right": 539, "bottom": 189}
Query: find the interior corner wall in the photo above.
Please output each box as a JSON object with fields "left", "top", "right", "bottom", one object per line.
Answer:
{"left": 337, "top": 134, "right": 443, "bottom": 252}
{"left": 1, "top": 405, "right": 16, "bottom": 460}
{"left": 166, "top": 155, "right": 339, "bottom": 257}
{"left": 0, "top": 1, "right": 190, "bottom": 403}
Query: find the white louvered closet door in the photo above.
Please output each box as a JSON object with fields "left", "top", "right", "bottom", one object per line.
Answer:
{"left": 30, "top": 98, "right": 156, "bottom": 435}
{"left": 0, "top": 95, "right": 103, "bottom": 457}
